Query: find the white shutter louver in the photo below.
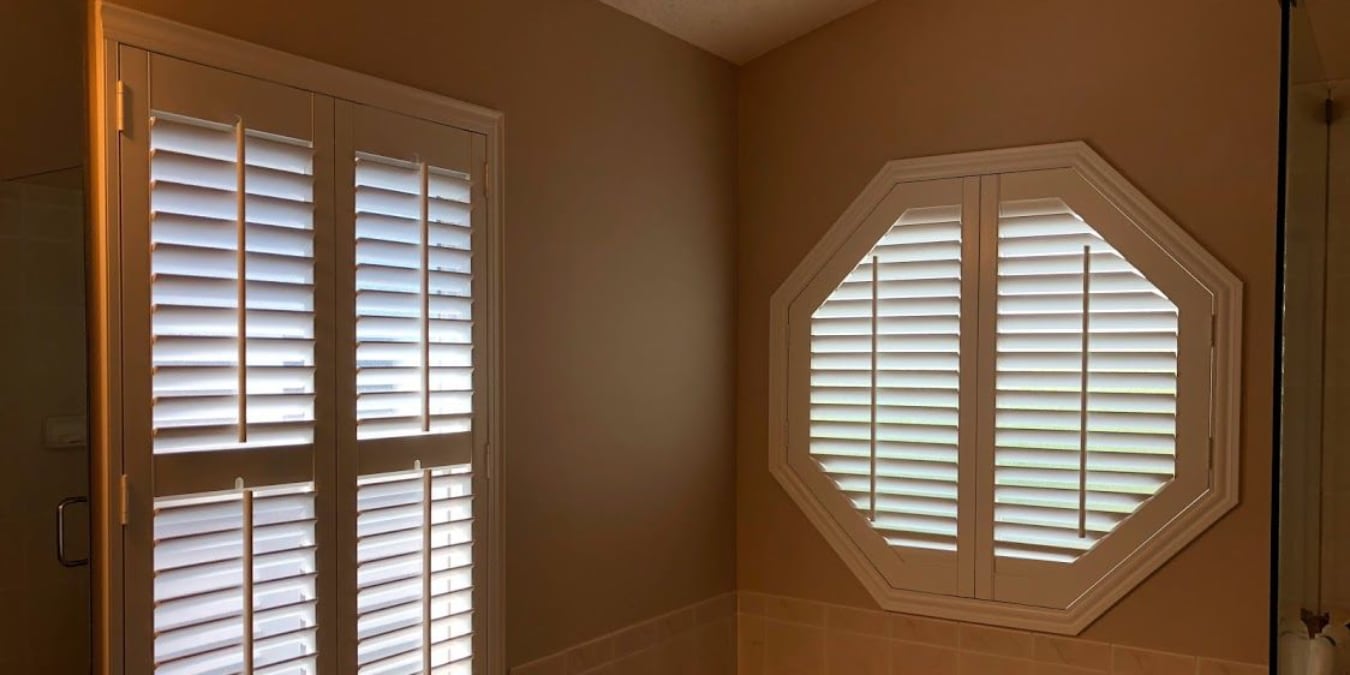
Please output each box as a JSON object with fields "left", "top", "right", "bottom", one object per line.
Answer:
{"left": 150, "top": 112, "right": 316, "bottom": 454}
{"left": 993, "top": 198, "right": 1178, "bottom": 563}
{"left": 354, "top": 154, "right": 474, "bottom": 441}
{"left": 356, "top": 467, "right": 474, "bottom": 674}
{"left": 153, "top": 484, "right": 319, "bottom": 675}
{"left": 810, "top": 205, "right": 964, "bottom": 552}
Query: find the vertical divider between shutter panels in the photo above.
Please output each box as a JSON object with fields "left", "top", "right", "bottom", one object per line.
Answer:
{"left": 973, "top": 174, "right": 1000, "bottom": 600}
{"left": 117, "top": 44, "right": 156, "bottom": 675}
{"left": 331, "top": 100, "right": 361, "bottom": 675}
{"left": 235, "top": 120, "right": 249, "bottom": 445}
{"left": 311, "top": 94, "right": 341, "bottom": 675}
{"left": 469, "top": 131, "right": 493, "bottom": 671}
{"left": 956, "top": 177, "right": 982, "bottom": 598}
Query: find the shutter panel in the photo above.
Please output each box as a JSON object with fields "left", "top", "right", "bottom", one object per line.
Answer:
{"left": 150, "top": 112, "right": 316, "bottom": 455}
{"left": 341, "top": 102, "right": 483, "bottom": 672}
{"left": 356, "top": 467, "right": 474, "bottom": 674}
{"left": 992, "top": 197, "right": 1178, "bottom": 563}
{"left": 354, "top": 153, "right": 473, "bottom": 441}
{"left": 810, "top": 204, "right": 964, "bottom": 552}
{"left": 153, "top": 484, "right": 318, "bottom": 674}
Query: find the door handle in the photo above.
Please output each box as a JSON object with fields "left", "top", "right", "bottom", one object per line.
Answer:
{"left": 56, "top": 496, "right": 89, "bottom": 568}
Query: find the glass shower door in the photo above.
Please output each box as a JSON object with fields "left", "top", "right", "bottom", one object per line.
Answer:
{"left": 0, "top": 0, "right": 93, "bottom": 671}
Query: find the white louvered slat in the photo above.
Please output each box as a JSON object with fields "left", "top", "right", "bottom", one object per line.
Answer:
{"left": 153, "top": 484, "right": 318, "bottom": 675}
{"left": 355, "top": 154, "right": 475, "bottom": 440}
{"left": 993, "top": 198, "right": 1179, "bottom": 563}
{"left": 150, "top": 112, "right": 316, "bottom": 454}
{"left": 810, "top": 204, "right": 963, "bottom": 552}
{"left": 356, "top": 467, "right": 474, "bottom": 674}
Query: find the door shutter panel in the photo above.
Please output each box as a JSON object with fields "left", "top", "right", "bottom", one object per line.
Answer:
{"left": 810, "top": 205, "right": 965, "bottom": 552}
{"left": 355, "top": 468, "right": 474, "bottom": 673}
{"left": 119, "top": 52, "right": 334, "bottom": 674}
{"left": 992, "top": 197, "right": 1179, "bottom": 564}
{"left": 353, "top": 155, "right": 474, "bottom": 442}
{"left": 153, "top": 484, "right": 318, "bottom": 674}
{"left": 338, "top": 101, "right": 485, "bottom": 673}
{"left": 150, "top": 113, "right": 317, "bottom": 454}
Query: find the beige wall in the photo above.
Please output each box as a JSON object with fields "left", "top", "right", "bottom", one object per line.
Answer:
{"left": 736, "top": 0, "right": 1279, "bottom": 666}
{"left": 1, "top": 0, "right": 84, "bottom": 181}
{"left": 107, "top": 0, "right": 739, "bottom": 666}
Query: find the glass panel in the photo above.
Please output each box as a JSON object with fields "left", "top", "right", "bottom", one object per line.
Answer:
{"left": 0, "top": 0, "right": 91, "bottom": 672}
{"left": 1277, "top": 0, "right": 1349, "bottom": 668}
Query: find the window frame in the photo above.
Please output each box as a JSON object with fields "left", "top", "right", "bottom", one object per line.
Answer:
{"left": 91, "top": 5, "right": 505, "bottom": 673}
{"left": 767, "top": 142, "right": 1242, "bottom": 634}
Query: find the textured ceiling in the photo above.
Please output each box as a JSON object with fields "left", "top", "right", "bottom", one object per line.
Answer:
{"left": 1305, "top": 0, "right": 1350, "bottom": 82}
{"left": 597, "top": 0, "right": 877, "bottom": 64}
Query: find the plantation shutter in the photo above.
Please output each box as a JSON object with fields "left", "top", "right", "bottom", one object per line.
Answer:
{"left": 991, "top": 196, "right": 1178, "bottom": 565}
{"left": 337, "top": 102, "right": 486, "bottom": 674}
{"left": 119, "top": 52, "right": 334, "bottom": 674}
{"left": 981, "top": 169, "right": 1214, "bottom": 609}
{"left": 809, "top": 204, "right": 966, "bottom": 552}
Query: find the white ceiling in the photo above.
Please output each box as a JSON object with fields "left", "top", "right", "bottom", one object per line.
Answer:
{"left": 597, "top": 0, "right": 877, "bottom": 64}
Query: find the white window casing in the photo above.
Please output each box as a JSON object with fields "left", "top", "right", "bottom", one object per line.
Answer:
{"left": 768, "top": 143, "right": 1242, "bottom": 634}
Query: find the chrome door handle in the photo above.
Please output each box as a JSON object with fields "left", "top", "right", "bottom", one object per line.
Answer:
{"left": 56, "top": 496, "right": 89, "bottom": 568}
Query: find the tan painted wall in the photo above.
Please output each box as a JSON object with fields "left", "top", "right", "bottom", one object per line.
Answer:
{"left": 0, "top": 0, "right": 84, "bottom": 181}
{"left": 736, "top": 0, "right": 1279, "bottom": 665}
{"left": 106, "top": 0, "right": 739, "bottom": 666}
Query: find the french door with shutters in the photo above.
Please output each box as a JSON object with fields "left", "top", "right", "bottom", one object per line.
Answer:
{"left": 113, "top": 45, "right": 491, "bottom": 674}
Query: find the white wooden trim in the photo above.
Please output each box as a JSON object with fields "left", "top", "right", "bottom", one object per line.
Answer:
{"left": 91, "top": 4, "right": 507, "bottom": 672}
{"left": 766, "top": 141, "right": 1243, "bottom": 635}
{"left": 99, "top": 4, "right": 503, "bottom": 136}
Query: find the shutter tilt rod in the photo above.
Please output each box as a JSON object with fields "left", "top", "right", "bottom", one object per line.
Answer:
{"left": 422, "top": 467, "right": 434, "bottom": 669}
{"left": 239, "top": 477, "right": 255, "bottom": 673}
{"left": 1078, "top": 245, "right": 1091, "bottom": 539}
{"left": 869, "top": 255, "right": 880, "bottom": 523}
{"left": 235, "top": 120, "right": 249, "bottom": 444}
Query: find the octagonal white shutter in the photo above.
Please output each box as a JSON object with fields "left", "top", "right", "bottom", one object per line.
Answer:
{"left": 771, "top": 147, "right": 1239, "bottom": 630}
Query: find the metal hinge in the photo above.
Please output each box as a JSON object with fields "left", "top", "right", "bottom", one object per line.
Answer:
{"left": 119, "top": 474, "right": 129, "bottom": 526}
{"left": 1211, "top": 313, "right": 1218, "bottom": 347}
{"left": 115, "top": 80, "right": 127, "bottom": 134}
{"left": 1326, "top": 97, "right": 1338, "bottom": 126}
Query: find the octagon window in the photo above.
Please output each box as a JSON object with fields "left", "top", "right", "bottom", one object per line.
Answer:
{"left": 769, "top": 143, "right": 1242, "bottom": 633}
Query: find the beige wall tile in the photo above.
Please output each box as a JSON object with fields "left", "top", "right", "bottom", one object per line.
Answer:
{"left": 566, "top": 636, "right": 615, "bottom": 674}
{"left": 657, "top": 607, "right": 696, "bottom": 639}
{"left": 696, "top": 593, "right": 737, "bottom": 624}
{"left": 961, "top": 624, "right": 1036, "bottom": 659}
{"left": 893, "top": 640, "right": 959, "bottom": 675}
{"left": 1112, "top": 646, "right": 1198, "bottom": 675}
{"left": 607, "top": 648, "right": 659, "bottom": 675}
{"left": 657, "top": 628, "right": 700, "bottom": 675}
{"left": 960, "top": 652, "right": 1034, "bottom": 675}
{"left": 693, "top": 618, "right": 736, "bottom": 674}
{"left": 1035, "top": 635, "right": 1112, "bottom": 671}
{"left": 1196, "top": 659, "right": 1267, "bottom": 675}
{"left": 612, "top": 620, "right": 659, "bottom": 658}
{"left": 825, "top": 630, "right": 890, "bottom": 675}
{"left": 892, "top": 615, "right": 961, "bottom": 647}
{"left": 739, "top": 592, "right": 767, "bottom": 616}
{"left": 765, "top": 619, "right": 826, "bottom": 674}
{"left": 763, "top": 594, "right": 827, "bottom": 626}
{"left": 826, "top": 604, "right": 889, "bottom": 637}
{"left": 1035, "top": 664, "right": 1107, "bottom": 675}
{"left": 739, "top": 613, "right": 766, "bottom": 675}
{"left": 513, "top": 653, "right": 567, "bottom": 675}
